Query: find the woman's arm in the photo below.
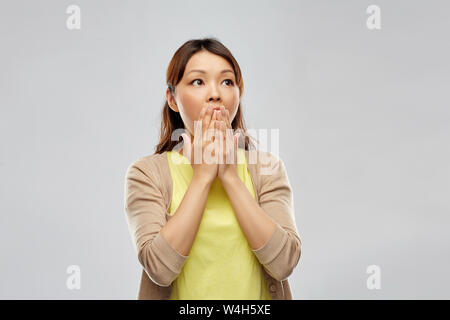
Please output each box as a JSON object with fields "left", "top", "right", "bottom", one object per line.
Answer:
{"left": 221, "top": 152, "right": 302, "bottom": 282}
{"left": 221, "top": 173, "right": 278, "bottom": 251}
{"left": 160, "top": 174, "right": 213, "bottom": 256}
{"left": 125, "top": 158, "right": 212, "bottom": 287}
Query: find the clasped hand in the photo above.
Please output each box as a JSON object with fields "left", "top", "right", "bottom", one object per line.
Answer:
{"left": 180, "top": 105, "right": 241, "bottom": 182}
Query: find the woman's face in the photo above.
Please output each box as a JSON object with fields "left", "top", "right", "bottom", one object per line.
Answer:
{"left": 166, "top": 50, "right": 240, "bottom": 138}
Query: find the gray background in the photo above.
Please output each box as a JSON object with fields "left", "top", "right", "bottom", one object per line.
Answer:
{"left": 1, "top": 0, "right": 449, "bottom": 299}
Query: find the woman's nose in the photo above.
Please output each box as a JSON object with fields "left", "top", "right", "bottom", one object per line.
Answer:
{"left": 207, "top": 83, "right": 221, "bottom": 101}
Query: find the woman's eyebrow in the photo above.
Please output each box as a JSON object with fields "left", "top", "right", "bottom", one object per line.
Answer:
{"left": 186, "top": 69, "right": 234, "bottom": 75}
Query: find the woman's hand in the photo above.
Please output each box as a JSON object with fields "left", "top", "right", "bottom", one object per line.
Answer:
{"left": 214, "top": 105, "right": 241, "bottom": 182}
{"left": 181, "top": 105, "right": 220, "bottom": 184}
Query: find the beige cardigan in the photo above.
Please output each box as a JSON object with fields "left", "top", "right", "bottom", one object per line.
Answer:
{"left": 124, "top": 149, "right": 302, "bottom": 299}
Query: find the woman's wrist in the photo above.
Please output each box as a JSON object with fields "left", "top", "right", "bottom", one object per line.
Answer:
{"left": 192, "top": 173, "right": 215, "bottom": 188}
{"left": 219, "top": 171, "right": 239, "bottom": 187}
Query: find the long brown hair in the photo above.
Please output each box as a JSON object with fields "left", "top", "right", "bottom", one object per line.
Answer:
{"left": 154, "top": 37, "right": 258, "bottom": 154}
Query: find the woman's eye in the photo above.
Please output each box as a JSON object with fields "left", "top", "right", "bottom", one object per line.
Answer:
{"left": 191, "top": 79, "right": 203, "bottom": 86}
{"left": 223, "top": 79, "right": 234, "bottom": 86}
{"left": 190, "top": 79, "right": 234, "bottom": 86}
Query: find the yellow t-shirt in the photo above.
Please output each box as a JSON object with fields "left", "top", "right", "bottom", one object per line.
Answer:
{"left": 166, "top": 148, "right": 272, "bottom": 300}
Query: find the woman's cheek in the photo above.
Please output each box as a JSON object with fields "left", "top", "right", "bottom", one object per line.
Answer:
{"left": 180, "top": 95, "right": 202, "bottom": 119}
{"left": 230, "top": 99, "right": 240, "bottom": 120}
{"left": 181, "top": 109, "right": 199, "bottom": 135}
{"left": 231, "top": 91, "right": 240, "bottom": 112}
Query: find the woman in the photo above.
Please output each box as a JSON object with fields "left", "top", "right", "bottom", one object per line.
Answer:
{"left": 124, "top": 37, "right": 301, "bottom": 300}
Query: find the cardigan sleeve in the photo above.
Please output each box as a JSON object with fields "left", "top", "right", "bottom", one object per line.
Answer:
{"left": 124, "top": 158, "right": 188, "bottom": 287}
{"left": 251, "top": 152, "right": 302, "bottom": 281}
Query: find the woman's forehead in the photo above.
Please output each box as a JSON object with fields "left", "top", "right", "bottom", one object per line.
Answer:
{"left": 185, "top": 51, "right": 234, "bottom": 74}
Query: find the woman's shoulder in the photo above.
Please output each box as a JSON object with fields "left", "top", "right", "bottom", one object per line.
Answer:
{"left": 125, "top": 151, "right": 170, "bottom": 181}
{"left": 243, "top": 149, "right": 284, "bottom": 176}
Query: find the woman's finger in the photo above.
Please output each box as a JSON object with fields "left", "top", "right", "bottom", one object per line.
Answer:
{"left": 206, "top": 110, "right": 217, "bottom": 143}
{"left": 197, "top": 104, "right": 207, "bottom": 131}
{"left": 214, "top": 119, "right": 221, "bottom": 162}
{"left": 209, "top": 110, "right": 217, "bottom": 130}
{"left": 219, "top": 105, "right": 231, "bottom": 129}
{"left": 198, "top": 104, "right": 207, "bottom": 121}
{"left": 203, "top": 106, "right": 213, "bottom": 136}
{"left": 217, "top": 111, "right": 226, "bottom": 138}
{"left": 217, "top": 112, "right": 230, "bottom": 161}
{"left": 225, "top": 109, "right": 231, "bottom": 129}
